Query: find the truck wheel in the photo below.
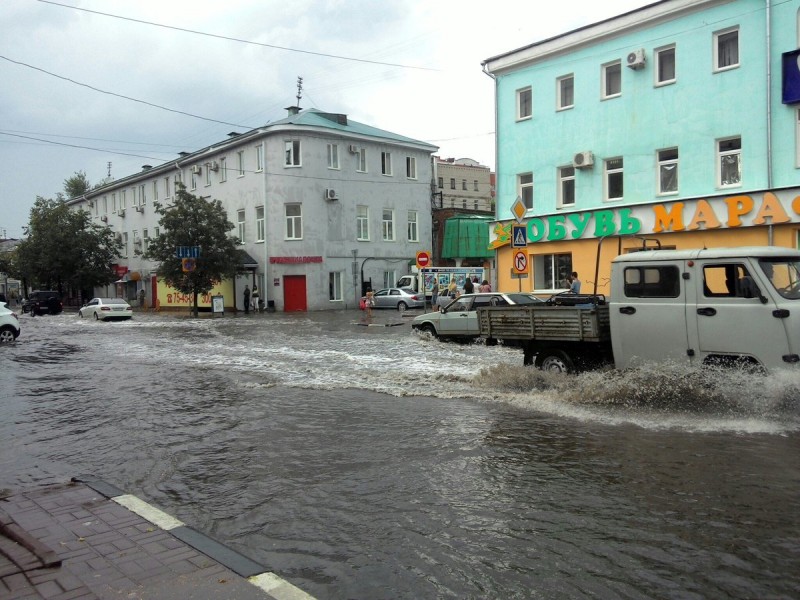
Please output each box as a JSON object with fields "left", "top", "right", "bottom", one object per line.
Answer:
{"left": 535, "top": 350, "right": 575, "bottom": 374}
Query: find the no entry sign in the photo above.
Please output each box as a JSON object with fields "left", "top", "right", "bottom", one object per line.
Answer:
{"left": 416, "top": 251, "right": 431, "bottom": 269}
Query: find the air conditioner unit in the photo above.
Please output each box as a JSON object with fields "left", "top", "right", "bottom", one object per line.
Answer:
{"left": 88, "top": 200, "right": 94, "bottom": 208}
{"left": 100, "top": 215, "right": 108, "bottom": 223}
{"left": 118, "top": 209, "right": 126, "bottom": 217}
{"left": 348, "top": 144, "right": 359, "bottom": 153}
{"left": 325, "top": 188, "right": 338, "bottom": 201}
{"left": 626, "top": 48, "right": 646, "bottom": 70}
{"left": 573, "top": 151, "right": 594, "bottom": 168}
{"left": 191, "top": 165, "right": 201, "bottom": 175}
{"left": 135, "top": 205, "right": 144, "bottom": 213}
{"left": 209, "top": 161, "right": 219, "bottom": 172}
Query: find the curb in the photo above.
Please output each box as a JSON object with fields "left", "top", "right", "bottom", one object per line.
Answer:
{"left": 72, "top": 475, "right": 315, "bottom": 600}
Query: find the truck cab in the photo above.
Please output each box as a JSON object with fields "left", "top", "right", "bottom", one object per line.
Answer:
{"left": 609, "top": 247, "right": 800, "bottom": 371}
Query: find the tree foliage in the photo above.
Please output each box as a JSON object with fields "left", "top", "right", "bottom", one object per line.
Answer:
{"left": 15, "top": 196, "right": 122, "bottom": 296}
{"left": 63, "top": 171, "right": 92, "bottom": 199}
{"left": 143, "top": 184, "right": 242, "bottom": 316}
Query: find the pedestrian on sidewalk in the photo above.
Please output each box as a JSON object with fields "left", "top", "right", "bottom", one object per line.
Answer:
{"left": 243, "top": 285, "right": 250, "bottom": 314}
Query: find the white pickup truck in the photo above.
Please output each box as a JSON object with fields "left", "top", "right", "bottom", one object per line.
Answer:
{"left": 478, "top": 247, "right": 800, "bottom": 373}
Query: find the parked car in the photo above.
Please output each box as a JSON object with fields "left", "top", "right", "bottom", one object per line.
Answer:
{"left": 371, "top": 287, "right": 425, "bottom": 311}
{"left": 78, "top": 297, "right": 133, "bottom": 321}
{"left": 411, "top": 292, "right": 545, "bottom": 341}
{"left": 27, "top": 291, "right": 63, "bottom": 316}
{"left": 0, "top": 302, "right": 21, "bottom": 342}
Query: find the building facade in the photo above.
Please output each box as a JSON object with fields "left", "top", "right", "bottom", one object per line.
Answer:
{"left": 68, "top": 108, "right": 438, "bottom": 311}
{"left": 483, "top": 0, "right": 800, "bottom": 295}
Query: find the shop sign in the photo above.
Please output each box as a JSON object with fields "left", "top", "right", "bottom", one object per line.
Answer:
{"left": 489, "top": 190, "right": 800, "bottom": 249}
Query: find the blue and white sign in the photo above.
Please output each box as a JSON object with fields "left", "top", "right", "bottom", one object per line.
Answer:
{"left": 511, "top": 224, "right": 527, "bottom": 248}
{"left": 782, "top": 49, "right": 800, "bottom": 105}
{"left": 175, "top": 246, "right": 201, "bottom": 258}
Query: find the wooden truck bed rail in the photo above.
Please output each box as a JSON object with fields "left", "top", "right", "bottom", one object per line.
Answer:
{"left": 478, "top": 305, "right": 611, "bottom": 342}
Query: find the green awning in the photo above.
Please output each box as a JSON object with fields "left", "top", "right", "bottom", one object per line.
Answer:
{"left": 441, "top": 215, "right": 494, "bottom": 259}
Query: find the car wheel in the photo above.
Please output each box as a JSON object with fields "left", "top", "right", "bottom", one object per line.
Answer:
{"left": 397, "top": 301, "right": 407, "bottom": 312}
{"left": 78, "top": 311, "right": 83, "bottom": 318}
{"left": 0, "top": 326, "right": 16, "bottom": 343}
{"left": 535, "top": 349, "right": 575, "bottom": 374}
{"left": 420, "top": 323, "right": 438, "bottom": 338}
{"left": 93, "top": 312, "right": 99, "bottom": 321}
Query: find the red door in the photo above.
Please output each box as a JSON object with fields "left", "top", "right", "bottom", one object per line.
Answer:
{"left": 283, "top": 275, "right": 307, "bottom": 311}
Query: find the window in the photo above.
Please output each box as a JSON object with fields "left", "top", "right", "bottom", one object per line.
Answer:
{"left": 557, "top": 74, "right": 574, "bottom": 110}
{"left": 460, "top": 179, "right": 466, "bottom": 191}
{"left": 718, "top": 137, "right": 741, "bottom": 187}
{"left": 103, "top": 196, "right": 108, "bottom": 214}
{"left": 407, "top": 210, "right": 418, "bottom": 242}
{"left": 357, "top": 205, "right": 369, "bottom": 241}
{"left": 518, "top": 173, "right": 533, "bottom": 209}
{"left": 143, "top": 229, "right": 149, "bottom": 252}
{"left": 190, "top": 169, "right": 197, "bottom": 190}
{"left": 406, "top": 156, "right": 416, "bottom": 179}
{"left": 329, "top": 272, "right": 343, "bottom": 301}
{"left": 534, "top": 253, "right": 572, "bottom": 290}
{"left": 111, "top": 193, "right": 116, "bottom": 213}
{"left": 605, "top": 158, "right": 624, "bottom": 200}
{"left": 255, "top": 145, "right": 263, "bottom": 171}
{"left": 120, "top": 190, "right": 126, "bottom": 211}
{"left": 205, "top": 164, "right": 212, "bottom": 186}
{"left": 285, "top": 204, "right": 302, "bottom": 239}
{"left": 237, "top": 151, "right": 245, "bottom": 176}
{"left": 517, "top": 86, "right": 532, "bottom": 120}
{"left": 703, "top": 263, "right": 760, "bottom": 298}
{"left": 256, "top": 206, "right": 265, "bottom": 242}
{"left": 438, "top": 177, "right": 443, "bottom": 189}
{"left": 220, "top": 157, "right": 227, "bottom": 182}
{"left": 655, "top": 45, "right": 676, "bottom": 85}
{"left": 381, "top": 151, "right": 392, "bottom": 176}
{"left": 139, "top": 184, "right": 146, "bottom": 206}
{"left": 173, "top": 174, "right": 181, "bottom": 192}
{"left": 657, "top": 148, "right": 679, "bottom": 195}
{"left": 382, "top": 209, "right": 395, "bottom": 241}
{"left": 164, "top": 177, "right": 170, "bottom": 198}
{"left": 473, "top": 180, "right": 478, "bottom": 191}
{"left": 382, "top": 271, "right": 397, "bottom": 288}
{"left": 284, "top": 141, "right": 301, "bottom": 167}
{"left": 357, "top": 147, "right": 367, "bottom": 172}
{"left": 327, "top": 143, "right": 339, "bottom": 169}
{"left": 450, "top": 178, "right": 456, "bottom": 189}
{"left": 237, "top": 209, "right": 245, "bottom": 243}
{"left": 152, "top": 181, "right": 158, "bottom": 202}
{"left": 558, "top": 166, "right": 575, "bottom": 207}
{"left": 122, "top": 233, "right": 129, "bottom": 258}
{"left": 624, "top": 266, "right": 681, "bottom": 298}
{"left": 602, "top": 61, "right": 622, "bottom": 98}
{"left": 154, "top": 227, "right": 160, "bottom": 238}
{"left": 714, "top": 27, "right": 739, "bottom": 71}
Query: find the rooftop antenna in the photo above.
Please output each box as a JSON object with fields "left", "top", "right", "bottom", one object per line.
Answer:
{"left": 107, "top": 161, "right": 112, "bottom": 178}
{"left": 296, "top": 76, "right": 303, "bottom": 109}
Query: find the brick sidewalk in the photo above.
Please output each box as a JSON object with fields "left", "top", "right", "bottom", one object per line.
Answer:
{"left": 0, "top": 479, "right": 313, "bottom": 600}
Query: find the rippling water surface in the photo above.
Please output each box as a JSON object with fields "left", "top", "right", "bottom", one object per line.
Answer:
{"left": 1, "top": 310, "right": 799, "bottom": 599}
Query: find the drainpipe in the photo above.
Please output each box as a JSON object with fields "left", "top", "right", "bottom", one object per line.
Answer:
{"left": 482, "top": 62, "right": 499, "bottom": 290}
{"left": 766, "top": 0, "right": 774, "bottom": 245}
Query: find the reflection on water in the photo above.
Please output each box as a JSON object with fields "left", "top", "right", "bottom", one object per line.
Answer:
{"left": 1, "top": 311, "right": 798, "bottom": 599}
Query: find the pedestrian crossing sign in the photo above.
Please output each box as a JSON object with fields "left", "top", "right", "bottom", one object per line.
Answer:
{"left": 511, "top": 225, "right": 527, "bottom": 248}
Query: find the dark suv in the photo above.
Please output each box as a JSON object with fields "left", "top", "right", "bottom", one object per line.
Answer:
{"left": 27, "top": 291, "right": 63, "bottom": 316}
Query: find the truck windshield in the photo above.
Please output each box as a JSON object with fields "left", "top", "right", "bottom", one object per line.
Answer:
{"left": 759, "top": 258, "right": 800, "bottom": 299}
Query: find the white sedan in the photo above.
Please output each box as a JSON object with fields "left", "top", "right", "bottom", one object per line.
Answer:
{"left": 79, "top": 297, "right": 133, "bottom": 321}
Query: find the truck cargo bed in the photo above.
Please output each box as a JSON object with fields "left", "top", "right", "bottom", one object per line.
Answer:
{"left": 478, "top": 305, "right": 611, "bottom": 342}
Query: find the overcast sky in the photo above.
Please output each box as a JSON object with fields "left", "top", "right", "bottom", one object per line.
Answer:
{"left": 1, "top": 0, "right": 652, "bottom": 238}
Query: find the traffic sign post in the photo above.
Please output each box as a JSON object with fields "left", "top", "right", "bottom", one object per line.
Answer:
{"left": 416, "top": 251, "right": 431, "bottom": 269}
{"left": 512, "top": 250, "right": 529, "bottom": 291}
{"left": 511, "top": 225, "right": 527, "bottom": 248}
{"left": 176, "top": 246, "right": 201, "bottom": 259}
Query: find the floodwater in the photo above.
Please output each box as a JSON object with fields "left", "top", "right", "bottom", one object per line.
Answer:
{"left": 1, "top": 309, "right": 799, "bottom": 599}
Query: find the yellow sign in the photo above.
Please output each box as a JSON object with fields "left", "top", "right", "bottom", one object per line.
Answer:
{"left": 416, "top": 251, "right": 431, "bottom": 269}
{"left": 512, "top": 251, "right": 529, "bottom": 275}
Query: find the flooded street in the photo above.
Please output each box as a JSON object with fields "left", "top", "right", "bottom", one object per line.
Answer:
{"left": 1, "top": 309, "right": 799, "bottom": 599}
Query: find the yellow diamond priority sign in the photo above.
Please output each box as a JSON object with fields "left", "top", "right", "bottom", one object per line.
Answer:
{"left": 511, "top": 196, "right": 527, "bottom": 223}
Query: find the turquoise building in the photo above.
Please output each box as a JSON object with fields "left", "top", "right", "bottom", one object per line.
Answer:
{"left": 483, "top": 0, "right": 800, "bottom": 294}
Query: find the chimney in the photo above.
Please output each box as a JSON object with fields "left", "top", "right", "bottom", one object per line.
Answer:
{"left": 227, "top": 132, "right": 240, "bottom": 137}
{"left": 178, "top": 152, "right": 190, "bottom": 157}
{"left": 141, "top": 165, "right": 152, "bottom": 170}
{"left": 285, "top": 105, "right": 300, "bottom": 116}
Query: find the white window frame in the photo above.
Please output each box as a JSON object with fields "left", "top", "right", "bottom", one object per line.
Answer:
{"left": 714, "top": 27, "right": 739, "bottom": 72}
{"left": 152, "top": 181, "right": 158, "bottom": 203}
{"left": 255, "top": 144, "right": 264, "bottom": 172}
{"left": 518, "top": 173, "right": 533, "bottom": 210}
{"left": 533, "top": 253, "right": 573, "bottom": 292}
{"left": 220, "top": 157, "right": 227, "bottom": 182}
{"left": 139, "top": 184, "right": 146, "bottom": 206}
{"left": 657, "top": 147, "right": 679, "bottom": 195}
{"left": 357, "top": 205, "right": 369, "bottom": 241}
{"left": 406, "top": 156, "right": 416, "bottom": 179}
{"left": 557, "top": 74, "right": 574, "bottom": 110}
{"left": 327, "top": 143, "right": 339, "bottom": 170}
{"left": 381, "top": 151, "right": 392, "bottom": 176}
{"left": 143, "top": 229, "right": 149, "bottom": 252}
{"left": 357, "top": 147, "right": 367, "bottom": 173}
{"left": 602, "top": 61, "right": 622, "bottom": 99}
{"left": 173, "top": 173, "right": 181, "bottom": 192}
{"left": 604, "top": 157, "right": 624, "bottom": 201}
{"left": 473, "top": 180, "right": 479, "bottom": 191}
{"left": 450, "top": 178, "right": 456, "bottom": 189}
{"left": 407, "top": 210, "right": 418, "bottom": 242}
{"left": 285, "top": 140, "right": 301, "bottom": 167}
{"left": 382, "top": 209, "right": 395, "bottom": 241}
{"left": 329, "top": 271, "right": 343, "bottom": 302}
{"left": 717, "top": 136, "right": 742, "bottom": 188}
{"left": 122, "top": 232, "right": 129, "bottom": 258}
{"left": 190, "top": 170, "right": 197, "bottom": 190}
{"left": 655, "top": 45, "right": 676, "bottom": 86}
{"left": 163, "top": 177, "right": 170, "bottom": 199}
{"left": 237, "top": 209, "right": 245, "bottom": 244}
{"left": 285, "top": 203, "right": 302, "bottom": 240}
{"left": 121, "top": 190, "right": 127, "bottom": 211}
{"left": 557, "top": 166, "right": 575, "bottom": 208}
{"left": 517, "top": 86, "right": 532, "bottom": 120}
{"left": 205, "top": 164, "right": 212, "bottom": 186}
{"left": 256, "top": 206, "right": 265, "bottom": 242}
{"left": 237, "top": 151, "right": 245, "bottom": 177}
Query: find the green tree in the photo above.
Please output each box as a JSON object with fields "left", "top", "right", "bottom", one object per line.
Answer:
{"left": 64, "top": 171, "right": 91, "bottom": 199}
{"left": 143, "top": 184, "right": 242, "bottom": 317}
{"left": 15, "top": 196, "right": 121, "bottom": 298}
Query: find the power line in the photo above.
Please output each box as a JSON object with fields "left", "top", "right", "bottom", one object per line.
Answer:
{"left": 0, "top": 55, "right": 256, "bottom": 129}
{"left": 0, "top": 132, "right": 163, "bottom": 161}
{"left": 37, "top": 0, "right": 438, "bottom": 72}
